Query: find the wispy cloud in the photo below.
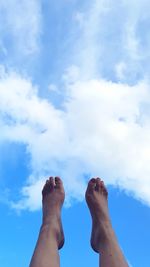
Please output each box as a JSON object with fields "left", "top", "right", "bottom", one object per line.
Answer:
{"left": 0, "top": 0, "right": 42, "bottom": 56}
{"left": 72, "top": 0, "right": 150, "bottom": 82}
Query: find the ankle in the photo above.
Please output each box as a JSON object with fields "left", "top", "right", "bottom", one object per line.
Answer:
{"left": 99, "top": 226, "right": 118, "bottom": 252}
{"left": 42, "top": 214, "right": 61, "bottom": 229}
{"left": 42, "top": 208, "right": 61, "bottom": 223}
{"left": 96, "top": 219, "right": 115, "bottom": 242}
{"left": 41, "top": 221, "right": 56, "bottom": 232}
{"left": 40, "top": 223, "right": 60, "bottom": 243}
{"left": 93, "top": 215, "right": 112, "bottom": 228}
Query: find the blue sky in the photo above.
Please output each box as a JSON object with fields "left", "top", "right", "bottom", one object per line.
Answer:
{"left": 0, "top": 0, "right": 150, "bottom": 266}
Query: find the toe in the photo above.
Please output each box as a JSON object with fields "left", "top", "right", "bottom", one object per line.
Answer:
{"left": 45, "top": 179, "right": 50, "bottom": 187}
{"left": 95, "top": 178, "right": 108, "bottom": 196}
{"left": 95, "top": 177, "right": 101, "bottom": 191}
{"left": 100, "top": 180, "right": 108, "bottom": 197}
{"left": 49, "top": 176, "right": 55, "bottom": 189}
{"left": 55, "top": 176, "right": 63, "bottom": 188}
{"left": 86, "top": 178, "right": 97, "bottom": 193}
{"left": 42, "top": 179, "right": 50, "bottom": 195}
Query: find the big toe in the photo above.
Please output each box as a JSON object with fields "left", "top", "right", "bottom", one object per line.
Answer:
{"left": 86, "top": 178, "right": 97, "bottom": 195}
{"left": 55, "top": 176, "right": 63, "bottom": 189}
{"left": 42, "top": 176, "right": 55, "bottom": 196}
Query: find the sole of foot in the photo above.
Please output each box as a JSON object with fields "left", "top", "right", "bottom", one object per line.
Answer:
{"left": 85, "top": 177, "right": 111, "bottom": 253}
{"left": 42, "top": 176, "right": 65, "bottom": 250}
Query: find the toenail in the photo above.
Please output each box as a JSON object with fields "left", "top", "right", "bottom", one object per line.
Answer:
{"left": 55, "top": 176, "right": 60, "bottom": 180}
{"left": 90, "top": 178, "right": 96, "bottom": 182}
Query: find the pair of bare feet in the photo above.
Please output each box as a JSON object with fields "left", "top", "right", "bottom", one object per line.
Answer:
{"left": 42, "top": 176, "right": 111, "bottom": 253}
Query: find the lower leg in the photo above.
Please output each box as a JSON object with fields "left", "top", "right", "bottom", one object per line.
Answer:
{"left": 98, "top": 219, "right": 128, "bottom": 267}
{"left": 29, "top": 224, "right": 60, "bottom": 267}
{"left": 29, "top": 177, "right": 65, "bottom": 267}
{"left": 85, "top": 178, "right": 128, "bottom": 267}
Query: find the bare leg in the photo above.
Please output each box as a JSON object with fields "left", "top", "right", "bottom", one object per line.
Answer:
{"left": 29, "top": 176, "right": 65, "bottom": 267}
{"left": 85, "top": 177, "right": 129, "bottom": 267}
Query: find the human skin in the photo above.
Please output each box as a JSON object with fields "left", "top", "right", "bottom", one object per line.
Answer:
{"left": 29, "top": 176, "right": 65, "bottom": 267}
{"left": 85, "top": 177, "right": 129, "bottom": 267}
{"left": 29, "top": 176, "right": 128, "bottom": 267}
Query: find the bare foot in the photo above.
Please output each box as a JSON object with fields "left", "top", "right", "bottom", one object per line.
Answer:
{"left": 85, "top": 177, "right": 113, "bottom": 253}
{"left": 42, "top": 176, "right": 65, "bottom": 250}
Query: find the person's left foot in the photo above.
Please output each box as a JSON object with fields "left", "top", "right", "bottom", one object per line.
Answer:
{"left": 42, "top": 176, "right": 65, "bottom": 249}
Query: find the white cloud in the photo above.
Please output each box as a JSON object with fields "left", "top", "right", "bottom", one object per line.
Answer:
{"left": 1, "top": 67, "right": 150, "bottom": 211}
{"left": 0, "top": 0, "right": 42, "bottom": 55}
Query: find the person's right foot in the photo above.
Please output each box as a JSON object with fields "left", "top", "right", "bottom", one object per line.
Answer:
{"left": 85, "top": 177, "right": 113, "bottom": 253}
